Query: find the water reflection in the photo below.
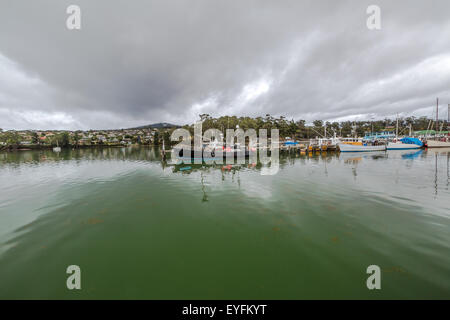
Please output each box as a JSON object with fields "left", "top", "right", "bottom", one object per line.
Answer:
{"left": 0, "top": 146, "right": 162, "bottom": 166}
{"left": 444, "top": 149, "right": 449, "bottom": 190}
{"left": 401, "top": 150, "right": 423, "bottom": 159}
{"left": 1, "top": 147, "right": 450, "bottom": 201}
{"left": 0, "top": 147, "right": 447, "bottom": 175}
{"left": 1, "top": 147, "right": 450, "bottom": 299}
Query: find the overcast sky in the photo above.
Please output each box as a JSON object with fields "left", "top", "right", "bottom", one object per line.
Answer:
{"left": 1, "top": 0, "right": 450, "bottom": 130}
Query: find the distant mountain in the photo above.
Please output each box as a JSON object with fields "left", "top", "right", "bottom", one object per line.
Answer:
{"left": 130, "top": 122, "right": 180, "bottom": 129}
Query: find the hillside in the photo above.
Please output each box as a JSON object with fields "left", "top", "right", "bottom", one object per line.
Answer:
{"left": 129, "top": 123, "right": 180, "bottom": 129}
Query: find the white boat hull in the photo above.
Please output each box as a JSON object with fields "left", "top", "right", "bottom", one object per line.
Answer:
{"left": 387, "top": 142, "right": 422, "bottom": 150}
{"left": 426, "top": 140, "right": 450, "bottom": 148}
{"left": 338, "top": 143, "right": 386, "bottom": 152}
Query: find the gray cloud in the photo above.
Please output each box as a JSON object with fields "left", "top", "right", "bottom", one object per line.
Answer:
{"left": 0, "top": 0, "right": 449, "bottom": 130}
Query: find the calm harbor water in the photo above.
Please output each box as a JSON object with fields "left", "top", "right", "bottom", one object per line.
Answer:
{"left": 0, "top": 147, "right": 449, "bottom": 299}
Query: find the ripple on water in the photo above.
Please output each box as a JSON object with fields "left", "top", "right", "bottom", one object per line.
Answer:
{"left": 0, "top": 148, "right": 449, "bottom": 299}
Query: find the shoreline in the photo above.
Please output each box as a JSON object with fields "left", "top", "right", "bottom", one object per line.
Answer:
{"left": 0, "top": 144, "right": 161, "bottom": 152}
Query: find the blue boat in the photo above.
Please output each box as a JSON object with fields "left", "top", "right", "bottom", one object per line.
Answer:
{"left": 387, "top": 137, "right": 423, "bottom": 150}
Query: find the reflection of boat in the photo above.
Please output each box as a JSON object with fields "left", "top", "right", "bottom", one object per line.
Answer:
{"left": 170, "top": 162, "right": 251, "bottom": 174}
{"left": 387, "top": 137, "right": 423, "bottom": 150}
{"left": 400, "top": 150, "right": 423, "bottom": 159}
{"left": 339, "top": 151, "right": 387, "bottom": 161}
{"left": 428, "top": 147, "right": 450, "bottom": 154}
{"left": 343, "top": 156, "right": 362, "bottom": 164}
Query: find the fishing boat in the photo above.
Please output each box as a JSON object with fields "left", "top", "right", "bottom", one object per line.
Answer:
{"left": 173, "top": 142, "right": 250, "bottom": 162}
{"left": 338, "top": 138, "right": 386, "bottom": 152}
{"left": 387, "top": 137, "right": 423, "bottom": 150}
{"left": 319, "top": 137, "right": 339, "bottom": 151}
{"left": 308, "top": 135, "right": 339, "bottom": 152}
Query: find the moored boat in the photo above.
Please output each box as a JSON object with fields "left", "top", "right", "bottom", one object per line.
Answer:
{"left": 338, "top": 143, "right": 386, "bottom": 152}
{"left": 338, "top": 138, "right": 386, "bottom": 152}
{"left": 387, "top": 143, "right": 421, "bottom": 150}
{"left": 387, "top": 137, "right": 423, "bottom": 150}
{"left": 425, "top": 139, "right": 450, "bottom": 148}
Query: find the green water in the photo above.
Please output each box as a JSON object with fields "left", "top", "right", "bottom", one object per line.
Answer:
{"left": 0, "top": 147, "right": 449, "bottom": 299}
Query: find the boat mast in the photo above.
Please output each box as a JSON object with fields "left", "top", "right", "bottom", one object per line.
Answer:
{"left": 448, "top": 104, "right": 450, "bottom": 131}
{"left": 436, "top": 98, "right": 439, "bottom": 135}
{"left": 161, "top": 136, "right": 166, "bottom": 160}
{"left": 396, "top": 113, "right": 398, "bottom": 139}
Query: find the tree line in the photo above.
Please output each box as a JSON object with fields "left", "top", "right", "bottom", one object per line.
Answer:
{"left": 178, "top": 114, "right": 440, "bottom": 139}
{"left": 0, "top": 113, "right": 446, "bottom": 149}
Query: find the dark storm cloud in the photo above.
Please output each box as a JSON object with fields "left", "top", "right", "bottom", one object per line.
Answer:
{"left": 0, "top": 0, "right": 449, "bottom": 129}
